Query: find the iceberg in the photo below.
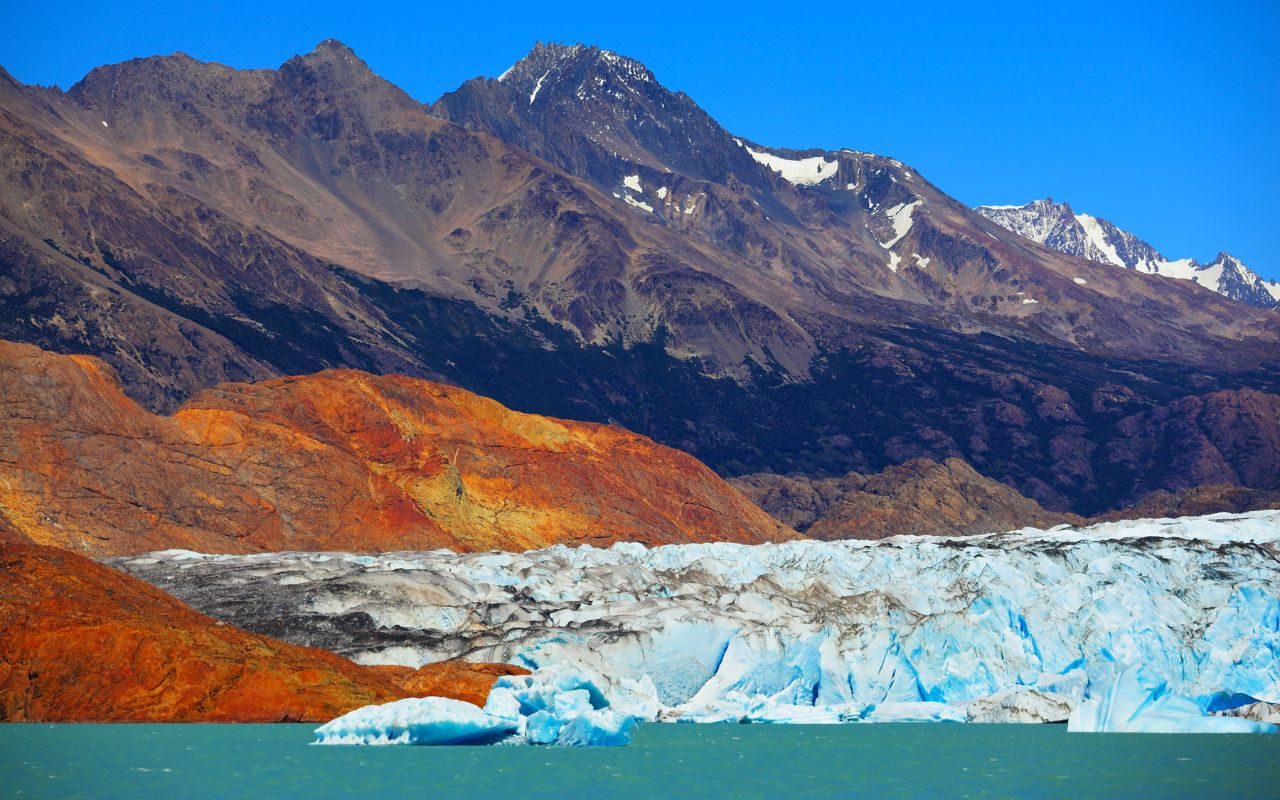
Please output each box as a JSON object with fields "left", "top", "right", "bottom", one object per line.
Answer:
{"left": 316, "top": 666, "right": 638, "bottom": 746}
{"left": 313, "top": 697, "right": 519, "bottom": 745}
{"left": 1068, "top": 665, "right": 1277, "bottom": 734}
{"left": 116, "top": 511, "right": 1280, "bottom": 733}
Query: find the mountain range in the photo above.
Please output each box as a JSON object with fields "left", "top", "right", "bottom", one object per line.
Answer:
{"left": 2, "top": 40, "right": 1278, "bottom": 514}
{"left": 976, "top": 199, "right": 1279, "bottom": 310}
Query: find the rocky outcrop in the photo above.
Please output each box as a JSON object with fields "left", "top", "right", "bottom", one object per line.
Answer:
{"left": 730, "top": 458, "right": 1081, "bottom": 539}
{"left": 0, "top": 340, "right": 792, "bottom": 555}
{"left": 0, "top": 538, "right": 526, "bottom": 722}
{"left": 1104, "top": 390, "right": 1280, "bottom": 505}
{"left": 1097, "top": 484, "right": 1280, "bottom": 523}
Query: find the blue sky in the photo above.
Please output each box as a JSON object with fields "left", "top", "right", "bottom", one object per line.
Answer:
{"left": 3, "top": 0, "right": 1277, "bottom": 279}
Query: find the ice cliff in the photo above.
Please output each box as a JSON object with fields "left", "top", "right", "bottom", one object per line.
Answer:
{"left": 112, "top": 511, "right": 1280, "bottom": 733}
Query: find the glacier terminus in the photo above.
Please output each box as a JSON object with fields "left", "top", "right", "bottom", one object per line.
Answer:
{"left": 111, "top": 512, "right": 1280, "bottom": 739}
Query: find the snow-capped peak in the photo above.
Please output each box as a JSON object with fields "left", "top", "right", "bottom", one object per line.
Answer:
{"left": 976, "top": 200, "right": 1278, "bottom": 310}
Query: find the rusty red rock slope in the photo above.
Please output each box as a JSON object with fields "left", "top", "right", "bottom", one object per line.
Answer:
{"left": 0, "top": 339, "right": 793, "bottom": 556}
{"left": 0, "top": 533, "right": 526, "bottom": 722}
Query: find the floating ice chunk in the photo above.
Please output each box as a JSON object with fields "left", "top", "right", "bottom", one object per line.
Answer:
{"left": 1068, "top": 665, "right": 1277, "bottom": 734}
{"left": 865, "top": 702, "right": 966, "bottom": 723}
{"left": 611, "top": 676, "right": 662, "bottom": 722}
{"left": 623, "top": 175, "right": 642, "bottom": 193}
{"left": 555, "top": 708, "right": 636, "bottom": 746}
{"left": 313, "top": 697, "right": 519, "bottom": 746}
{"left": 317, "top": 665, "right": 636, "bottom": 746}
{"left": 523, "top": 710, "right": 562, "bottom": 744}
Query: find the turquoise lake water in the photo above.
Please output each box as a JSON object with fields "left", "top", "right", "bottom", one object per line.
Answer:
{"left": 2, "top": 722, "right": 1277, "bottom": 799}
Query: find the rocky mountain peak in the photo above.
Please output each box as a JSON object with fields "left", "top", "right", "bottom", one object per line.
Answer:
{"left": 498, "top": 42, "right": 653, "bottom": 88}
{"left": 278, "top": 39, "right": 386, "bottom": 95}
{"left": 430, "top": 42, "right": 766, "bottom": 189}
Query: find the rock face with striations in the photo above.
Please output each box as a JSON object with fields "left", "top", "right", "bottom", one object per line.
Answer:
{"left": 0, "top": 536, "right": 528, "bottom": 722}
{"left": 730, "top": 458, "right": 1081, "bottom": 539}
{"left": 0, "top": 340, "right": 793, "bottom": 556}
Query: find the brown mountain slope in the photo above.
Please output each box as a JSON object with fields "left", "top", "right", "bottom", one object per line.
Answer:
{"left": 1095, "top": 484, "right": 1280, "bottom": 523}
{"left": 731, "top": 458, "right": 1081, "bottom": 539}
{"left": 0, "top": 340, "right": 792, "bottom": 556}
{"left": 0, "top": 536, "right": 527, "bottom": 722}
{"left": 1, "top": 42, "right": 1278, "bottom": 515}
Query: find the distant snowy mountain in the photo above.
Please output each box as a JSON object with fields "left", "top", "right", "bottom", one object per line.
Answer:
{"left": 976, "top": 199, "right": 1279, "bottom": 310}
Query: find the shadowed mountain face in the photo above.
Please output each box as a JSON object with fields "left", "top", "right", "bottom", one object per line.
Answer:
{"left": 1, "top": 41, "right": 1278, "bottom": 514}
{"left": 730, "top": 458, "right": 1082, "bottom": 539}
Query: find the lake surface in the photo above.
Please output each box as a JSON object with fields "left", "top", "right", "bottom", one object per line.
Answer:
{"left": 2, "top": 722, "right": 1277, "bottom": 799}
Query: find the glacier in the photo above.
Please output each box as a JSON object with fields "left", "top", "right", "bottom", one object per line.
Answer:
{"left": 110, "top": 511, "right": 1280, "bottom": 733}
{"left": 315, "top": 666, "right": 637, "bottom": 746}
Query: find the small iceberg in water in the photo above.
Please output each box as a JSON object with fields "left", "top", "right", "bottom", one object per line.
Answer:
{"left": 314, "top": 666, "right": 638, "bottom": 746}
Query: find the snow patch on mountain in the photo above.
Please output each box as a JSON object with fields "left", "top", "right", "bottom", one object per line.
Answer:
{"left": 881, "top": 200, "right": 922, "bottom": 249}
{"left": 624, "top": 194, "right": 653, "bottom": 213}
{"left": 745, "top": 146, "right": 840, "bottom": 186}
{"left": 529, "top": 71, "right": 550, "bottom": 105}
{"left": 1076, "top": 214, "right": 1124, "bottom": 269}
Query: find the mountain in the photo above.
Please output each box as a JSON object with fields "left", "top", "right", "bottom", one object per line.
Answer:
{"left": 2, "top": 41, "right": 1279, "bottom": 514}
{"left": 0, "top": 534, "right": 526, "bottom": 722}
{"left": 0, "top": 340, "right": 791, "bottom": 555}
{"left": 1094, "top": 484, "right": 1280, "bottom": 522}
{"left": 729, "top": 458, "right": 1081, "bottom": 538}
{"left": 976, "top": 199, "right": 1280, "bottom": 310}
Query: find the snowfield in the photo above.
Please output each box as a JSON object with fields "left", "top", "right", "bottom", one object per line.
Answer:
{"left": 112, "top": 511, "right": 1280, "bottom": 734}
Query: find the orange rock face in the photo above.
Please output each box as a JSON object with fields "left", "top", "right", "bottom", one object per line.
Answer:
{"left": 0, "top": 537, "right": 525, "bottom": 722}
{"left": 0, "top": 340, "right": 793, "bottom": 556}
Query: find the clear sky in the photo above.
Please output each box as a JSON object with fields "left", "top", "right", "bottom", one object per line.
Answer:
{"left": 3, "top": 0, "right": 1277, "bottom": 279}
